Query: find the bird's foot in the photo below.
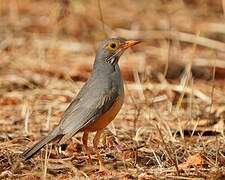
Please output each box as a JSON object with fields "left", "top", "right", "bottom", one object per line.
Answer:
{"left": 97, "top": 163, "right": 111, "bottom": 175}
{"left": 96, "top": 151, "right": 107, "bottom": 172}
{"left": 87, "top": 153, "right": 93, "bottom": 165}
{"left": 83, "top": 146, "right": 94, "bottom": 165}
{"left": 98, "top": 159, "right": 105, "bottom": 172}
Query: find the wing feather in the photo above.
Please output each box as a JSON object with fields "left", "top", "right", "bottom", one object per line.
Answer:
{"left": 56, "top": 78, "right": 119, "bottom": 144}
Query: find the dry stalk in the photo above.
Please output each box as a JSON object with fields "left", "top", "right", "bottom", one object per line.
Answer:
{"left": 176, "top": 31, "right": 200, "bottom": 111}
{"left": 209, "top": 58, "right": 216, "bottom": 114}
{"left": 97, "top": 0, "right": 108, "bottom": 38}
{"left": 223, "top": 0, "right": 225, "bottom": 18}
{"left": 156, "top": 124, "right": 180, "bottom": 175}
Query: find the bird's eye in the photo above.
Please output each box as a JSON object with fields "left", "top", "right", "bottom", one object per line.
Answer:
{"left": 110, "top": 43, "right": 117, "bottom": 49}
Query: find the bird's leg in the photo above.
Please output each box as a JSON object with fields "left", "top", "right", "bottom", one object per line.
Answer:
{"left": 82, "top": 131, "right": 92, "bottom": 164}
{"left": 93, "top": 130, "right": 105, "bottom": 171}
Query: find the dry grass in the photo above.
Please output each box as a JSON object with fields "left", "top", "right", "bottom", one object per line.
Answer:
{"left": 0, "top": 0, "right": 225, "bottom": 179}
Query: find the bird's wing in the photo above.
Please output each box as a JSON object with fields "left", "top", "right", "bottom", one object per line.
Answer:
{"left": 57, "top": 79, "right": 119, "bottom": 142}
{"left": 59, "top": 80, "right": 90, "bottom": 122}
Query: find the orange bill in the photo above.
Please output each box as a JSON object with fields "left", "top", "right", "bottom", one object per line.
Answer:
{"left": 120, "top": 40, "right": 141, "bottom": 49}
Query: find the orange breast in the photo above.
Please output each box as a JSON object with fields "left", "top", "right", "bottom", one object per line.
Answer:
{"left": 83, "top": 96, "right": 123, "bottom": 132}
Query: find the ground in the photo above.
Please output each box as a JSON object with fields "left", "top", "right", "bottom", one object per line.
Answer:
{"left": 0, "top": 0, "right": 225, "bottom": 179}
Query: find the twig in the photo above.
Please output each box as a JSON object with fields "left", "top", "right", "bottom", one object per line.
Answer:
{"left": 116, "top": 29, "right": 225, "bottom": 52}
{"left": 128, "top": 83, "right": 211, "bottom": 103}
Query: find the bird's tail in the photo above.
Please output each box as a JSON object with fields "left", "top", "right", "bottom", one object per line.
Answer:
{"left": 22, "top": 128, "right": 60, "bottom": 160}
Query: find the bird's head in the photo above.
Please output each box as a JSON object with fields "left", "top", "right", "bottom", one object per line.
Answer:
{"left": 95, "top": 38, "right": 140, "bottom": 66}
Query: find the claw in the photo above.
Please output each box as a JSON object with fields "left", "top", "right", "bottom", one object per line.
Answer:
{"left": 96, "top": 151, "right": 105, "bottom": 172}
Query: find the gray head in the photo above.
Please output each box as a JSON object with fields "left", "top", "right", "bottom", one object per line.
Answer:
{"left": 94, "top": 37, "right": 140, "bottom": 66}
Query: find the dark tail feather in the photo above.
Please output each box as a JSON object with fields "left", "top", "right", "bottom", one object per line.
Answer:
{"left": 22, "top": 128, "right": 60, "bottom": 160}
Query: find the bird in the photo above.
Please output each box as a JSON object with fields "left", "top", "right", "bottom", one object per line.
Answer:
{"left": 22, "top": 37, "right": 140, "bottom": 170}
